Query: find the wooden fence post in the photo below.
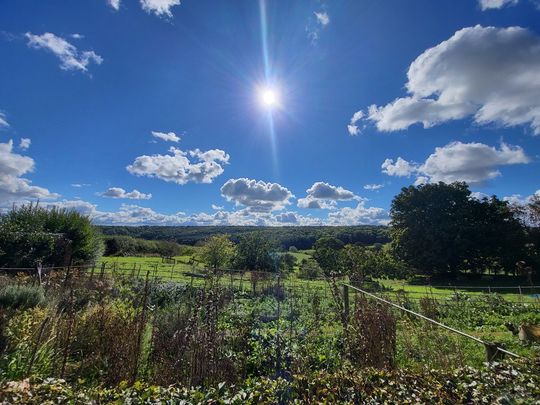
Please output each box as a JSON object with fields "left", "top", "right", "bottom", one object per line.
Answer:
{"left": 343, "top": 284, "right": 350, "bottom": 324}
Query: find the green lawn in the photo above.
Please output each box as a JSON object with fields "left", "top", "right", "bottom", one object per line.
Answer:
{"left": 94, "top": 252, "right": 539, "bottom": 304}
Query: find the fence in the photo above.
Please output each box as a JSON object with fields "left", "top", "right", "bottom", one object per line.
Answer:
{"left": 0, "top": 262, "right": 538, "bottom": 385}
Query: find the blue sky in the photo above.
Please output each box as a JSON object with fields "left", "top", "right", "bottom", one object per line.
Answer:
{"left": 1, "top": 0, "right": 540, "bottom": 226}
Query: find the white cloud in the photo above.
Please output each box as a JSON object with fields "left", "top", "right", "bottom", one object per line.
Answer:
{"left": 478, "top": 0, "right": 518, "bottom": 10}
{"left": 297, "top": 181, "right": 360, "bottom": 209}
{"left": 314, "top": 11, "right": 330, "bottom": 26}
{"left": 140, "top": 0, "right": 181, "bottom": 17}
{"left": 211, "top": 204, "right": 224, "bottom": 210}
{"left": 99, "top": 187, "right": 152, "bottom": 200}
{"left": 348, "top": 110, "right": 364, "bottom": 135}
{"left": 19, "top": 138, "right": 31, "bottom": 150}
{"left": 502, "top": 189, "right": 540, "bottom": 205}
{"left": 220, "top": 178, "right": 294, "bottom": 213}
{"left": 383, "top": 141, "right": 529, "bottom": 185}
{"left": 0, "top": 112, "right": 9, "bottom": 128}
{"left": 327, "top": 200, "right": 388, "bottom": 225}
{"left": 107, "top": 0, "right": 121, "bottom": 10}
{"left": 382, "top": 157, "right": 417, "bottom": 177}
{"left": 127, "top": 146, "right": 229, "bottom": 185}
{"left": 364, "top": 183, "right": 384, "bottom": 191}
{"left": 71, "top": 183, "right": 90, "bottom": 188}
{"left": 0, "top": 139, "right": 58, "bottom": 204}
{"left": 25, "top": 32, "right": 102, "bottom": 73}
{"left": 307, "top": 8, "right": 330, "bottom": 42}
{"left": 470, "top": 191, "right": 490, "bottom": 200}
{"left": 151, "top": 131, "right": 180, "bottom": 143}
{"left": 356, "top": 25, "right": 540, "bottom": 134}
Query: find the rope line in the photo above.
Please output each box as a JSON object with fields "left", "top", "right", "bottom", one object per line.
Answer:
{"left": 343, "top": 283, "right": 522, "bottom": 359}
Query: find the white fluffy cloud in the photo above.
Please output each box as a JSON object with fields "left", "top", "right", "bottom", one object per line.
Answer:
{"left": 19, "top": 138, "right": 31, "bottom": 150}
{"left": 382, "top": 141, "right": 529, "bottom": 185}
{"left": 307, "top": 8, "right": 330, "bottom": 42}
{"left": 297, "top": 181, "right": 359, "bottom": 209}
{"left": 220, "top": 178, "right": 294, "bottom": 213}
{"left": 327, "top": 201, "right": 388, "bottom": 225}
{"left": 99, "top": 187, "right": 152, "bottom": 200}
{"left": 127, "top": 146, "right": 229, "bottom": 185}
{"left": 140, "top": 0, "right": 181, "bottom": 17}
{"left": 364, "top": 183, "right": 384, "bottom": 191}
{"left": 382, "top": 157, "right": 417, "bottom": 177}
{"left": 0, "top": 112, "right": 9, "bottom": 128}
{"left": 107, "top": 0, "right": 121, "bottom": 10}
{"left": 478, "top": 0, "right": 518, "bottom": 10}
{"left": 353, "top": 25, "right": 540, "bottom": 134}
{"left": 25, "top": 32, "right": 102, "bottom": 73}
{"left": 0, "top": 139, "right": 58, "bottom": 204}
{"left": 502, "top": 189, "right": 540, "bottom": 205}
{"left": 151, "top": 131, "right": 180, "bottom": 143}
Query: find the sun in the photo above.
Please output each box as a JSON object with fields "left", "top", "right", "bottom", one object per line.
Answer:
{"left": 258, "top": 86, "right": 280, "bottom": 108}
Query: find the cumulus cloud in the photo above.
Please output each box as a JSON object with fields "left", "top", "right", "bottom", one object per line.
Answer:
{"left": 140, "top": 0, "right": 181, "bottom": 17}
{"left": 382, "top": 141, "right": 529, "bottom": 185}
{"left": 353, "top": 25, "right": 540, "bottom": 134}
{"left": 0, "top": 139, "right": 58, "bottom": 204}
{"left": 151, "top": 131, "right": 180, "bottom": 143}
{"left": 127, "top": 146, "right": 229, "bottom": 185}
{"left": 478, "top": 0, "right": 518, "bottom": 10}
{"left": 502, "top": 189, "right": 540, "bottom": 205}
{"left": 297, "top": 182, "right": 360, "bottom": 210}
{"left": 327, "top": 201, "right": 388, "bottom": 225}
{"left": 364, "top": 183, "right": 384, "bottom": 191}
{"left": 381, "top": 157, "right": 417, "bottom": 177}
{"left": 0, "top": 112, "right": 9, "bottom": 128}
{"left": 19, "top": 138, "right": 31, "bottom": 150}
{"left": 220, "top": 178, "right": 294, "bottom": 213}
{"left": 211, "top": 204, "right": 224, "bottom": 210}
{"left": 25, "top": 32, "right": 102, "bottom": 73}
{"left": 99, "top": 187, "right": 152, "bottom": 200}
{"left": 107, "top": 0, "right": 121, "bottom": 10}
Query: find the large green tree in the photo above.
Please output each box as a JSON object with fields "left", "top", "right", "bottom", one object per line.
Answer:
{"left": 199, "top": 234, "right": 236, "bottom": 272}
{"left": 390, "top": 182, "right": 527, "bottom": 277}
{"left": 233, "top": 232, "right": 276, "bottom": 272}
{"left": 0, "top": 204, "right": 103, "bottom": 268}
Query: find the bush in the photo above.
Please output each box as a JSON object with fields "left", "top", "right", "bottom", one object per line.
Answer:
{"left": 0, "top": 203, "right": 103, "bottom": 268}
{"left": 0, "top": 285, "right": 45, "bottom": 311}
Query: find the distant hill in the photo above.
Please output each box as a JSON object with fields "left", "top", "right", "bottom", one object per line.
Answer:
{"left": 98, "top": 225, "right": 390, "bottom": 250}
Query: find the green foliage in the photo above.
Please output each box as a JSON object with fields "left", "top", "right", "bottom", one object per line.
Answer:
{"left": 1, "top": 360, "right": 538, "bottom": 404}
{"left": 99, "top": 225, "right": 390, "bottom": 250}
{"left": 199, "top": 234, "right": 236, "bottom": 271}
{"left": 233, "top": 233, "right": 276, "bottom": 272}
{"left": 312, "top": 237, "right": 345, "bottom": 276}
{"left": 0, "top": 285, "right": 45, "bottom": 311}
{"left": 298, "top": 258, "right": 323, "bottom": 279}
{"left": 390, "top": 182, "right": 528, "bottom": 277}
{"left": 103, "top": 235, "right": 184, "bottom": 257}
{"left": 0, "top": 203, "right": 103, "bottom": 267}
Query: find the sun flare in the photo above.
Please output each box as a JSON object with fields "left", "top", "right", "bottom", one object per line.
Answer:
{"left": 258, "top": 86, "right": 280, "bottom": 108}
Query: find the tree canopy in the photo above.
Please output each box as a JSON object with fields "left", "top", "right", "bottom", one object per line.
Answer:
{"left": 390, "top": 182, "right": 528, "bottom": 277}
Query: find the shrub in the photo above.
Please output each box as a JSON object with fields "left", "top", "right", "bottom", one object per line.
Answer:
{"left": 0, "top": 285, "right": 45, "bottom": 311}
{"left": 0, "top": 203, "right": 103, "bottom": 268}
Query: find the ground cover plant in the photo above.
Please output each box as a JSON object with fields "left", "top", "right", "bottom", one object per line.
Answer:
{"left": 0, "top": 265, "right": 537, "bottom": 403}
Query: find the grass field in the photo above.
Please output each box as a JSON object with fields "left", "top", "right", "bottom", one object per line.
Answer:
{"left": 96, "top": 250, "right": 540, "bottom": 304}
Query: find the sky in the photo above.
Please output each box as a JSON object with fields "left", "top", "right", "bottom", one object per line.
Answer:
{"left": 1, "top": 0, "right": 540, "bottom": 226}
